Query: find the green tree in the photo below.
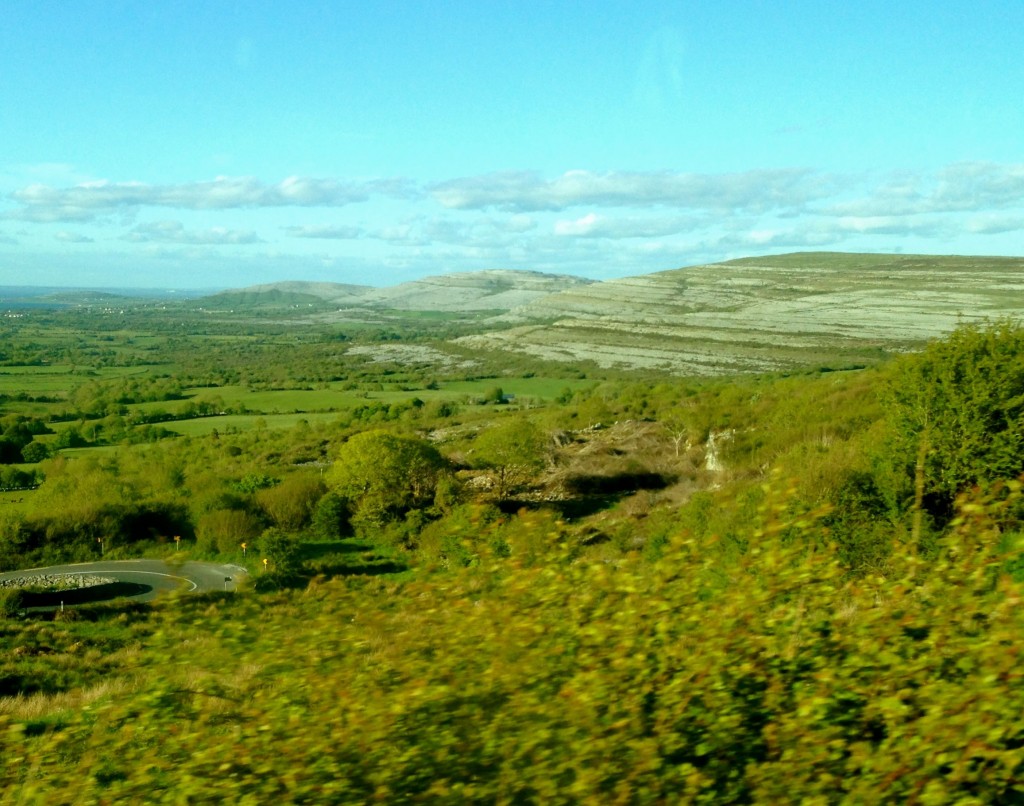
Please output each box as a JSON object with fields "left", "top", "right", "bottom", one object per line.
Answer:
{"left": 54, "top": 426, "right": 87, "bottom": 450}
{"left": 196, "top": 508, "right": 264, "bottom": 555}
{"left": 26, "top": 455, "right": 135, "bottom": 549}
{"left": 256, "top": 472, "right": 324, "bottom": 531}
{"left": 472, "top": 417, "right": 548, "bottom": 499}
{"left": 310, "top": 491, "right": 349, "bottom": 539}
{"left": 0, "top": 510, "right": 30, "bottom": 570}
{"left": 258, "top": 527, "right": 301, "bottom": 572}
{"left": 882, "top": 320, "right": 1024, "bottom": 525}
{"left": 20, "top": 441, "right": 49, "bottom": 464}
{"left": 481, "top": 386, "right": 504, "bottom": 405}
{"left": 824, "top": 470, "right": 895, "bottom": 573}
{"left": 326, "top": 430, "right": 446, "bottom": 527}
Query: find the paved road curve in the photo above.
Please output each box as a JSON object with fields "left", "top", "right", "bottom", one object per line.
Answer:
{"left": 0, "top": 560, "right": 248, "bottom": 603}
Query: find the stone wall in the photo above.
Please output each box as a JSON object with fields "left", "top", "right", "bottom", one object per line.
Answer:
{"left": 0, "top": 574, "right": 115, "bottom": 591}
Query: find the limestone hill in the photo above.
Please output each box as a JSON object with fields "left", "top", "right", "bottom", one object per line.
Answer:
{"left": 203, "top": 270, "right": 591, "bottom": 314}
{"left": 456, "top": 253, "right": 1024, "bottom": 375}
{"left": 360, "top": 269, "right": 593, "bottom": 312}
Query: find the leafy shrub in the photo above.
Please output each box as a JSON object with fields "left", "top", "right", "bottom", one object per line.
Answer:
{"left": 195, "top": 508, "right": 263, "bottom": 555}
{"left": 0, "top": 588, "right": 25, "bottom": 618}
{"left": 256, "top": 473, "right": 324, "bottom": 531}
{"left": 310, "top": 491, "right": 350, "bottom": 540}
{"left": 257, "top": 528, "right": 301, "bottom": 573}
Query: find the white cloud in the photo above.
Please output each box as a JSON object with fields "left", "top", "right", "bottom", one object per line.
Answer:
{"left": 283, "top": 224, "right": 363, "bottom": 240}
{"left": 832, "top": 216, "right": 947, "bottom": 237}
{"left": 365, "top": 214, "right": 539, "bottom": 249}
{"left": 4, "top": 160, "right": 1023, "bottom": 286}
{"left": 964, "top": 214, "right": 1024, "bottom": 234}
{"left": 54, "top": 231, "right": 94, "bottom": 243}
{"left": 554, "top": 213, "right": 600, "bottom": 236}
{"left": 6, "top": 175, "right": 411, "bottom": 223}
{"left": 933, "top": 161, "right": 1024, "bottom": 212}
{"left": 375, "top": 222, "right": 419, "bottom": 245}
{"left": 826, "top": 162, "right": 1024, "bottom": 217}
{"left": 431, "top": 168, "right": 828, "bottom": 213}
{"left": 500, "top": 214, "right": 537, "bottom": 233}
{"left": 124, "top": 220, "right": 262, "bottom": 245}
{"left": 554, "top": 212, "right": 699, "bottom": 238}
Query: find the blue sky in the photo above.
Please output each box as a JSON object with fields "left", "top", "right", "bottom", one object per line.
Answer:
{"left": 1, "top": 1, "right": 1022, "bottom": 289}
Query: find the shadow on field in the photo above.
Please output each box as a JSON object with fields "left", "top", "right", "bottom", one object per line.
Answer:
{"left": 498, "top": 496, "right": 623, "bottom": 520}
{"left": 22, "top": 581, "right": 152, "bottom": 607}
{"left": 564, "top": 471, "right": 677, "bottom": 496}
{"left": 500, "top": 471, "right": 679, "bottom": 520}
{"left": 299, "top": 540, "right": 368, "bottom": 561}
{"left": 303, "top": 556, "right": 407, "bottom": 578}
{"left": 300, "top": 539, "right": 407, "bottom": 579}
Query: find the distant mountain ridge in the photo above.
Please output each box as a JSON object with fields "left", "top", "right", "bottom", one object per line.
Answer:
{"left": 205, "top": 269, "right": 593, "bottom": 313}
{"left": 361, "top": 269, "right": 593, "bottom": 311}
{"left": 37, "top": 253, "right": 1022, "bottom": 377}
{"left": 195, "top": 254, "right": 1024, "bottom": 375}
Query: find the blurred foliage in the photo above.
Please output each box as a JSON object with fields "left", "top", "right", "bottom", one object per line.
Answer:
{"left": 2, "top": 482, "right": 1024, "bottom": 801}
{"left": 2, "top": 312, "right": 1024, "bottom": 799}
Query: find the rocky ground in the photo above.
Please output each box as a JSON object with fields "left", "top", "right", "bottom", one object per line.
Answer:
{"left": 0, "top": 574, "right": 115, "bottom": 591}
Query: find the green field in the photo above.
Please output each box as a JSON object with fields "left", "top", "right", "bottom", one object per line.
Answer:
{"left": 0, "top": 364, "right": 177, "bottom": 396}
{"left": 161, "top": 411, "right": 346, "bottom": 436}
{"left": 128, "top": 377, "right": 594, "bottom": 417}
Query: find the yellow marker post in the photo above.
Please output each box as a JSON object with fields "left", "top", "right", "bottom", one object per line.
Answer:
{"left": 174, "top": 535, "right": 181, "bottom": 551}
{"left": 262, "top": 558, "right": 268, "bottom": 571}
{"left": 241, "top": 542, "right": 248, "bottom": 557}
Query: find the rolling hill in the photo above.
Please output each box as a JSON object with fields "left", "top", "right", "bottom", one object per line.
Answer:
{"left": 200, "top": 270, "right": 592, "bottom": 314}
{"left": 197, "top": 281, "right": 374, "bottom": 310}
{"left": 193, "top": 253, "right": 1024, "bottom": 376}
{"left": 455, "top": 253, "right": 1024, "bottom": 375}
{"left": 359, "top": 269, "right": 594, "bottom": 312}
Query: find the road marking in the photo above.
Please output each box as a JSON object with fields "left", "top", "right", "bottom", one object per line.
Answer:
{"left": 56, "top": 571, "right": 200, "bottom": 592}
{"left": 122, "top": 571, "right": 199, "bottom": 591}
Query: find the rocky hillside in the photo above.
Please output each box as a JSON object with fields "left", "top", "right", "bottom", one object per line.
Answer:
{"left": 203, "top": 270, "right": 592, "bottom": 314}
{"left": 456, "top": 253, "right": 1024, "bottom": 375}
{"left": 200, "top": 281, "right": 374, "bottom": 309}
{"left": 360, "top": 269, "right": 593, "bottom": 312}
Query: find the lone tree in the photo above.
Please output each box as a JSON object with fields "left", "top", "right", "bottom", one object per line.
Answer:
{"left": 473, "top": 418, "right": 548, "bottom": 500}
{"left": 326, "top": 430, "right": 446, "bottom": 528}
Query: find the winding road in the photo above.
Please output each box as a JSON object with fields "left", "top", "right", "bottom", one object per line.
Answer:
{"left": 0, "top": 559, "right": 248, "bottom": 604}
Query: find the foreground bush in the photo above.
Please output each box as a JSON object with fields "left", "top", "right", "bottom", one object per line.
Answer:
{"left": 2, "top": 482, "right": 1024, "bottom": 802}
